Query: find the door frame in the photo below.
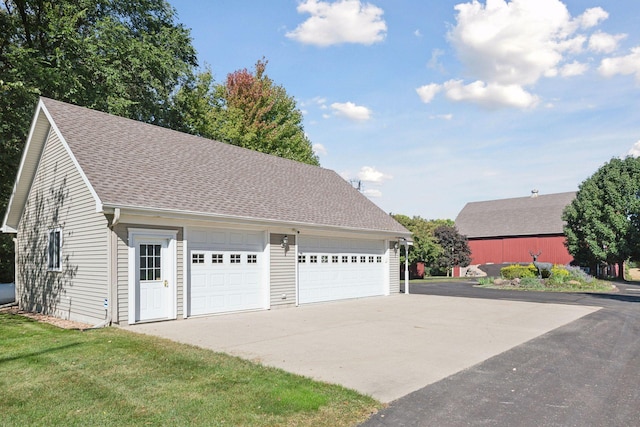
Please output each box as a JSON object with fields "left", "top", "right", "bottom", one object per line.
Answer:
{"left": 128, "top": 228, "right": 178, "bottom": 324}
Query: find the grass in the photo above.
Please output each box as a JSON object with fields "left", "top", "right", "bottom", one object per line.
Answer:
{"left": 0, "top": 313, "right": 380, "bottom": 427}
{"left": 476, "top": 276, "right": 616, "bottom": 293}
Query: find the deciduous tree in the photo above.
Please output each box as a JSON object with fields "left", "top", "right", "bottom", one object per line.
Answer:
{"left": 392, "top": 215, "right": 454, "bottom": 276}
{"left": 562, "top": 156, "right": 640, "bottom": 279}
{"left": 0, "top": 0, "right": 198, "bottom": 282}
{"left": 195, "top": 60, "right": 319, "bottom": 165}
{"left": 433, "top": 225, "right": 472, "bottom": 276}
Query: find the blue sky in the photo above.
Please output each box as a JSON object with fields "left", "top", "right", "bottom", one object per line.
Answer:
{"left": 169, "top": 0, "right": 640, "bottom": 220}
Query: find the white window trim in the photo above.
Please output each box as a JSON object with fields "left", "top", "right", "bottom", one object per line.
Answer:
{"left": 47, "top": 227, "right": 62, "bottom": 272}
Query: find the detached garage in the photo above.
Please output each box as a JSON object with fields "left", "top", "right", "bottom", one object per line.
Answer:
{"left": 2, "top": 98, "right": 410, "bottom": 326}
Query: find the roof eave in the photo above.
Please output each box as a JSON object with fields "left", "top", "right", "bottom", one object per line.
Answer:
{"left": 102, "top": 203, "right": 411, "bottom": 238}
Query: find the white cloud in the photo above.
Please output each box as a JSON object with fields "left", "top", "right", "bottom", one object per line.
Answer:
{"left": 628, "top": 140, "right": 640, "bottom": 157}
{"left": 414, "top": 29, "right": 422, "bottom": 37}
{"left": 418, "top": 0, "right": 613, "bottom": 109}
{"left": 416, "top": 83, "right": 442, "bottom": 103}
{"left": 331, "top": 102, "right": 372, "bottom": 121}
{"left": 560, "top": 61, "right": 588, "bottom": 77}
{"left": 358, "top": 166, "right": 392, "bottom": 183}
{"left": 363, "top": 189, "right": 382, "bottom": 198}
{"left": 599, "top": 46, "right": 640, "bottom": 81}
{"left": 588, "top": 31, "right": 626, "bottom": 53}
{"left": 574, "top": 7, "right": 608, "bottom": 29}
{"left": 449, "top": 0, "right": 573, "bottom": 86}
{"left": 313, "top": 143, "right": 327, "bottom": 156}
{"left": 442, "top": 79, "right": 539, "bottom": 109}
{"left": 286, "top": 0, "right": 387, "bottom": 47}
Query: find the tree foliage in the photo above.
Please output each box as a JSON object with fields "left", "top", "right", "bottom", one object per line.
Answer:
{"left": 433, "top": 225, "right": 472, "bottom": 276}
{"left": 175, "top": 59, "right": 319, "bottom": 166}
{"left": 1, "top": 3, "right": 319, "bottom": 282}
{"left": 392, "top": 215, "right": 454, "bottom": 276}
{"left": 0, "top": 0, "right": 197, "bottom": 282}
{"left": 562, "top": 156, "right": 640, "bottom": 279}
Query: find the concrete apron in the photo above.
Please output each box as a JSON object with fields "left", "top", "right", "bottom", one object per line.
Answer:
{"left": 123, "top": 294, "right": 600, "bottom": 403}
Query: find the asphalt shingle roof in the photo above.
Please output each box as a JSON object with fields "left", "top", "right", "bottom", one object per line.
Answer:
{"left": 455, "top": 192, "right": 576, "bottom": 238}
{"left": 42, "top": 98, "right": 407, "bottom": 234}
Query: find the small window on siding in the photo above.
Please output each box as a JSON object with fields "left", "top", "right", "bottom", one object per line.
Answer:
{"left": 310, "top": 255, "right": 318, "bottom": 263}
{"left": 351, "top": 255, "right": 358, "bottom": 263}
{"left": 342, "top": 255, "right": 348, "bottom": 263}
{"left": 332, "top": 255, "right": 338, "bottom": 263}
{"left": 212, "top": 254, "right": 223, "bottom": 264}
{"left": 230, "top": 254, "right": 241, "bottom": 264}
{"left": 192, "top": 253, "right": 204, "bottom": 264}
{"left": 298, "top": 255, "right": 306, "bottom": 263}
{"left": 369, "top": 256, "right": 374, "bottom": 263}
{"left": 47, "top": 228, "right": 62, "bottom": 271}
{"left": 360, "top": 256, "right": 366, "bottom": 263}
{"left": 139, "top": 244, "right": 161, "bottom": 281}
{"left": 377, "top": 256, "right": 382, "bottom": 263}
{"left": 247, "top": 254, "right": 257, "bottom": 264}
{"left": 321, "top": 255, "right": 328, "bottom": 263}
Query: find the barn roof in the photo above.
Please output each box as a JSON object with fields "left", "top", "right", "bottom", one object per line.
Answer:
{"left": 3, "top": 98, "right": 409, "bottom": 236}
{"left": 455, "top": 191, "right": 576, "bottom": 238}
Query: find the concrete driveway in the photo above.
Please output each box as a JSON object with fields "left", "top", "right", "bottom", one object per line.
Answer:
{"left": 123, "top": 294, "right": 598, "bottom": 403}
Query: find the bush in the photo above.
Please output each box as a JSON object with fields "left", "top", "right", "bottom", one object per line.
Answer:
{"left": 551, "top": 265, "right": 570, "bottom": 278}
{"left": 565, "top": 266, "right": 594, "bottom": 284}
{"left": 501, "top": 264, "right": 536, "bottom": 279}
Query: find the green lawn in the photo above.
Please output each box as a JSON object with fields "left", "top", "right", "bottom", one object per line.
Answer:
{"left": 0, "top": 313, "right": 380, "bottom": 426}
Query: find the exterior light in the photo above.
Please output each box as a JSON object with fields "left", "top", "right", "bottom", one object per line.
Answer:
{"left": 281, "top": 235, "right": 289, "bottom": 248}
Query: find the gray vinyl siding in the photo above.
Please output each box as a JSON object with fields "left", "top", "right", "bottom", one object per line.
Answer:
{"left": 16, "top": 129, "right": 109, "bottom": 325}
{"left": 113, "top": 223, "right": 183, "bottom": 324}
{"left": 269, "top": 233, "right": 296, "bottom": 307}
{"left": 389, "top": 241, "right": 400, "bottom": 294}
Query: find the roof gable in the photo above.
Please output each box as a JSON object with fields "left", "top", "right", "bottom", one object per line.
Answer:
{"left": 14, "top": 98, "right": 407, "bottom": 235}
{"left": 455, "top": 192, "right": 576, "bottom": 238}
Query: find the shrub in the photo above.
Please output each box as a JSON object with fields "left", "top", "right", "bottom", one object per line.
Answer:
{"left": 501, "top": 264, "right": 536, "bottom": 279}
{"left": 548, "top": 265, "right": 570, "bottom": 285}
{"left": 565, "top": 266, "right": 594, "bottom": 284}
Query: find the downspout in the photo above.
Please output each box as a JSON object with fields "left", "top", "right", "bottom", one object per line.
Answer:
{"left": 90, "top": 208, "right": 120, "bottom": 329}
{"left": 404, "top": 239, "right": 410, "bottom": 295}
{"left": 295, "top": 231, "right": 300, "bottom": 306}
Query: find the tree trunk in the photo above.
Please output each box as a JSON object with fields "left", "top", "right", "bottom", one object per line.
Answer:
{"left": 619, "top": 260, "right": 625, "bottom": 281}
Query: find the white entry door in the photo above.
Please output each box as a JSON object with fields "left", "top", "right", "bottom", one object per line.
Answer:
{"left": 129, "top": 230, "right": 176, "bottom": 324}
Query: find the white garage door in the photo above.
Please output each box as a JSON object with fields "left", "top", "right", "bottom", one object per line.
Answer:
{"left": 189, "top": 228, "right": 265, "bottom": 316}
{"left": 298, "top": 236, "right": 386, "bottom": 304}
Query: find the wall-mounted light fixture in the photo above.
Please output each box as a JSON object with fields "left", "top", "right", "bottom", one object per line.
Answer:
{"left": 393, "top": 241, "right": 399, "bottom": 251}
{"left": 281, "top": 235, "right": 289, "bottom": 248}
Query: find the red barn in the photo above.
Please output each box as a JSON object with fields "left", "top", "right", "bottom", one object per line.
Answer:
{"left": 455, "top": 191, "right": 575, "bottom": 273}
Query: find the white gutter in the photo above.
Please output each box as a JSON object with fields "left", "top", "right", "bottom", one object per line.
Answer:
{"left": 295, "top": 231, "right": 300, "bottom": 307}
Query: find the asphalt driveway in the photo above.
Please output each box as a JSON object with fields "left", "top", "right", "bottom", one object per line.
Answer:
{"left": 123, "top": 293, "right": 598, "bottom": 403}
{"left": 363, "top": 281, "right": 640, "bottom": 426}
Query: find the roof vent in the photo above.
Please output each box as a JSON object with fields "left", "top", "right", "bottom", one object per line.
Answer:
{"left": 531, "top": 189, "right": 539, "bottom": 198}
